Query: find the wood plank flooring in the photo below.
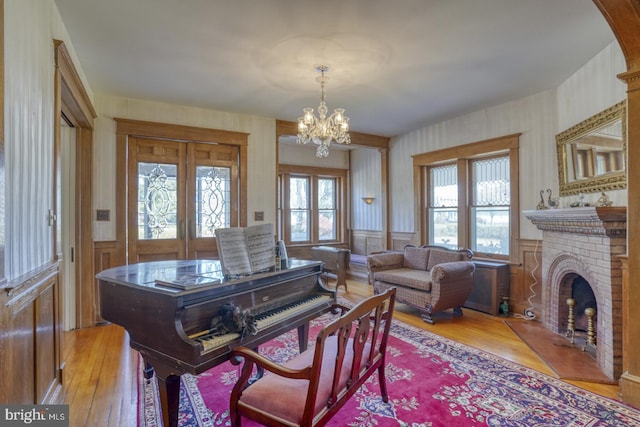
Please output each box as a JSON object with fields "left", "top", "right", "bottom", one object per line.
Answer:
{"left": 60, "top": 279, "right": 621, "bottom": 426}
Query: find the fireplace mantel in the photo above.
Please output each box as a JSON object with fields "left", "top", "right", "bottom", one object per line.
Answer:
{"left": 523, "top": 207, "right": 626, "bottom": 236}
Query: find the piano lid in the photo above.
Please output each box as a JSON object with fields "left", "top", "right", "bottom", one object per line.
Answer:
{"left": 96, "top": 259, "right": 322, "bottom": 294}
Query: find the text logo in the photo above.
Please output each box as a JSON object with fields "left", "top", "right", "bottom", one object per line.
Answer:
{"left": 0, "top": 405, "right": 68, "bottom": 426}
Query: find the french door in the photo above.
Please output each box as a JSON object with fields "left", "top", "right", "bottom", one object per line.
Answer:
{"left": 127, "top": 136, "right": 239, "bottom": 262}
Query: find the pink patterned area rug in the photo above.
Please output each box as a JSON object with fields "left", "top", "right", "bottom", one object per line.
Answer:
{"left": 139, "top": 313, "right": 640, "bottom": 426}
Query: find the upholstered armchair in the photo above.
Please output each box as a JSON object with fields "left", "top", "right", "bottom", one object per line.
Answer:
{"left": 368, "top": 245, "right": 475, "bottom": 324}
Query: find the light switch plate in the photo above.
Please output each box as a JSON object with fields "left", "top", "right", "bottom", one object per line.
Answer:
{"left": 96, "top": 209, "right": 110, "bottom": 221}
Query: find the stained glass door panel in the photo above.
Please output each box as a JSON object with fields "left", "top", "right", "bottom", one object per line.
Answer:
{"left": 186, "top": 143, "right": 239, "bottom": 259}
{"left": 128, "top": 137, "right": 187, "bottom": 262}
{"left": 137, "top": 162, "right": 178, "bottom": 240}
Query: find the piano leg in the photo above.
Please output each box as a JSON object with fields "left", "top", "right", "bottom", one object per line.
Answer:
{"left": 297, "top": 323, "right": 309, "bottom": 351}
{"left": 157, "top": 374, "right": 181, "bottom": 427}
{"left": 143, "top": 361, "right": 154, "bottom": 382}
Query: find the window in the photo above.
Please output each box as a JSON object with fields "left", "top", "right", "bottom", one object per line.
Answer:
{"left": 278, "top": 166, "right": 346, "bottom": 246}
{"left": 289, "top": 176, "right": 310, "bottom": 242}
{"left": 417, "top": 134, "right": 519, "bottom": 261}
{"left": 470, "top": 156, "right": 510, "bottom": 255}
{"left": 428, "top": 164, "right": 458, "bottom": 249}
{"left": 318, "top": 178, "right": 337, "bottom": 240}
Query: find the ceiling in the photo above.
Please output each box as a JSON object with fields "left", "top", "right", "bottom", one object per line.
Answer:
{"left": 54, "top": 0, "right": 615, "bottom": 138}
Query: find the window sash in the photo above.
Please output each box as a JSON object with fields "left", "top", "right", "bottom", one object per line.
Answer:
{"left": 429, "top": 207, "right": 458, "bottom": 249}
{"left": 471, "top": 156, "right": 510, "bottom": 207}
{"left": 470, "top": 205, "right": 510, "bottom": 255}
{"left": 288, "top": 176, "right": 311, "bottom": 242}
{"left": 429, "top": 163, "right": 458, "bottom": 208}
{"left": 428, "top": 163, "right": 459, "bottom": 248}
{"left": 318, "top": 178, "right": 337, "bottom": 240}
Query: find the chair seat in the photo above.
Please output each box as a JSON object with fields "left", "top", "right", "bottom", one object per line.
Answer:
{"left": 238, "top": 336, "right": 370, "bottom": 425}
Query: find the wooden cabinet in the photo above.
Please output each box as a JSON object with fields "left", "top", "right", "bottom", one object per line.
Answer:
{"left": 464, "top": 260, "right": 510, "bottom": 315}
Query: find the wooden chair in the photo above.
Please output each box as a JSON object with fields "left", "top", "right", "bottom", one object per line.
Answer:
{"left": 311, "top": 246, "right": 351, "bottom": 292}
{"left": 229, "top": 288, "right": 396, "bottom": 427}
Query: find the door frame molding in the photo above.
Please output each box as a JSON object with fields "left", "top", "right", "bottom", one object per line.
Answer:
{"left": 0, "top": 0, "right": 4, "bottom": 288}
{"left": 115, "top": 118, "right": 249, "bottom": 265}
{"left": 54, "top": 40, "right": 97, "bottom": 329}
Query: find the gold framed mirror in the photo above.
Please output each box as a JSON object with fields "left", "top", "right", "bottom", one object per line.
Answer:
{"left": 556, "top": 100, "right": 626, "bottom": 196}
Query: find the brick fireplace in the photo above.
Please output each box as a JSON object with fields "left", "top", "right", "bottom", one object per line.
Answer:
{"left": 524, "top": 207, "right": 626, "bottom": 380}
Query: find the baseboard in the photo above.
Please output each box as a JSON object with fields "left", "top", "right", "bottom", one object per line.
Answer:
{"left": 347, "top": 260, "right": 368, "bottom": 281}
{"left": 620, "top": 372, "right": 640, "bottom": 406}
{"left": 347, "top": 269, "right": 368, "bottom": 282}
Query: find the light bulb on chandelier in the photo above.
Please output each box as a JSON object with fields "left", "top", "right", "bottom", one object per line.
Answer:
{"left": 297, "top": 65, "right": 351, "bottom": 157}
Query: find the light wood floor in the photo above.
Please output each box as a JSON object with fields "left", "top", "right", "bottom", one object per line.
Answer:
{"left": 61, "top": 279, "right": 621, "bottom": 426}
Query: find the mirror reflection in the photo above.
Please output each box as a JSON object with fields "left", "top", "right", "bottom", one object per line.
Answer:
{"left": 556, "top": 101, "right": 626, "bottom": 196}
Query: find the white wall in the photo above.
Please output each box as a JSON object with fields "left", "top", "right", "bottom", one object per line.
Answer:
{"left": 350, "top": 147, "right": 382, "bottom": 230}
{"left": 389, "top": 90, "right": 557, "bottom": 238}
{"left": 278, "top": 141, "right": 349, "bottom": 169}
{"left": 381, "top": 41, "right": 626, "bottom": 240}
{"left": 4, "top": 0, "right": 91, "bottom": 279}
{"left": 556, "top": 41, "right": 627, "bottom": 209}
{"left": 557, "top": 43, "right": 627, "bottom": 131}
{"left": 92, "top": 94, "right": 278, "bottom": 241}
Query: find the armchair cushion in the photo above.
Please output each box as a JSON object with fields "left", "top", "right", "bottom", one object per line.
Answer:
{"left": 366, "top": 252, "right": 404, "bottom": 270}
{"left": 373, "top": 268, "right": 432, "bottom": 292}
{"left": 426, "top": 248, "right": 464, "bottom": 270}
{"left": 402, "top": 246, "right": 430, "bottom": 270}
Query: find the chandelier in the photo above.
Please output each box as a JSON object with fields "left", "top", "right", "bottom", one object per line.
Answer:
{"left": 297, "top": 65, "right": 351, "bottom": 157}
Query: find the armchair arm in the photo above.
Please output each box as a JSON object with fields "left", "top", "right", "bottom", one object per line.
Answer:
{"left": 229, "top": 346, "right": 314, "bottom": 423}
{"left": 230, "top": 346, "right": 312, "bottom": 381}
{"left": 366, "top": 252, "right": 404, "bottom": 285}
{"left": 329, "top": 303, "right": 351, "bottom": 316}
{"left": 430, "top": 261, "right": 475, "bottom": 282}
{"left": 428, "top": 261, "right": 476, "bottom": 314}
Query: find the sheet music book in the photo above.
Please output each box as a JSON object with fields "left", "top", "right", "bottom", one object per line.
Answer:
{"left": 215, "top": 223, "right": 276, "bottom": 276}
{"left": 155, "top": 274, "right": 221, "bottom": 290}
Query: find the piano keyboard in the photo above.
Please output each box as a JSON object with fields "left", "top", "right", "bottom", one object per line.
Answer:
{"left": 198, "top": 333, "right": 240, "bottom": 352}
{"left": 193, "top": 294, "right": 332, "bottom": 352}
{"left": 254, "top": 294, "right": 332, "bottom": 330}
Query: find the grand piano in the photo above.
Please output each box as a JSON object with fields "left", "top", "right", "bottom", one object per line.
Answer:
{"left": 97, "top": 259, "right": 335, "bottom": 427}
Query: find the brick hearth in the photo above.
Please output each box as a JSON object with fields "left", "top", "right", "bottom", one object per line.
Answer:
{"left": 524, "top": 207, "right": 626, "bottom": 380}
